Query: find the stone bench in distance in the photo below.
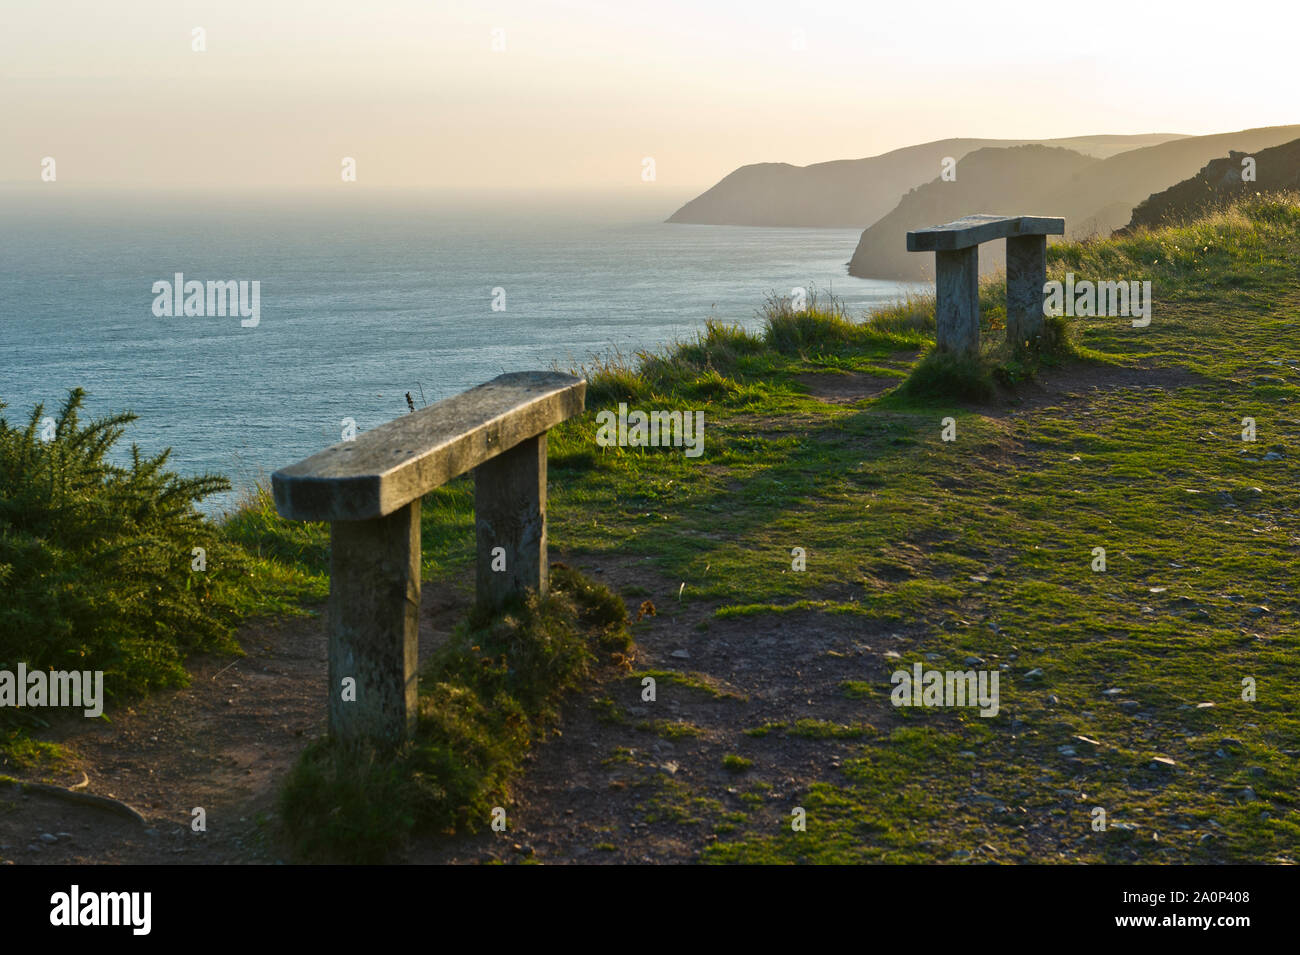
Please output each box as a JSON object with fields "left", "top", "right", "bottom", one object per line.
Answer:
{"left": 906, "top": 214, "right": 1065, "bottom": 355}
{"left": 272, "top": 371, "right": 586, "bottom": 744}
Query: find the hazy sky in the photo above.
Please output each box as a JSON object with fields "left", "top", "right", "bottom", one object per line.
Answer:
{"left": 4, "top": 0, "right": 1296, "bottom": 193}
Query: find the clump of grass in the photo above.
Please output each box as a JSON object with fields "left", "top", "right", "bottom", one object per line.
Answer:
{"left": 571, "top": 286, "right": 922, "bottom": 409}
{"left": 279, "top": 565, "right": 632, "bottom": 863}
{"left": 898, "top": 349, "right": 998, "bottom": 402}
{"left": 220, "top": 480, "right": 330, "bottom": 577}
{"left": 746, "top": 719, "right": 874, "bottom": 739}
{"left": 866, "top": 289, "right": 935, "bottom": 340}
{"left": 581, "top": 353, "right": 656, "bottom": 407}
{"left": 631, "top": 669, "right": 743, "bottom": 699}
{"left": 891, "top": 268, "right": 1084, "bottom": 402}
{"left": 575, "top": 321, "right": 764, "bottom": 409}
{"left": 0, "top": 388, "right": 247, "bottom": 730}
{"left": 839, "top": 681, "right": 875, "bottom": 700}
{"left": 762, "top": 287, "right": 854, "bottom": 355}
{"left": 637, "top": 719, "right": 705, "bottom": 740}
{"left": 643, "top": 319, "right": 766, "bottom": 386}
{"left": 761, "top": 286, "right": 921, "bottom": 358}
{"left": 786, "top": 719, "right": 875, "bottom": 740}
{"left": 0, "top": 732, "right": 66, "bottom": 773}
{"left": 723, "top": 754, "right": 753, "bottom": 773}
{"left": 591, "top": 696, "right": 628, "bottom": 725}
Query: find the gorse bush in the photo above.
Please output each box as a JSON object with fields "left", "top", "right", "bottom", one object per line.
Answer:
{"left": 0, "top": 388, "right": 243, "bottom": 723}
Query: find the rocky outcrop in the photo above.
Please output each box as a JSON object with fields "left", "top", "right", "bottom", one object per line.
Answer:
{"left": 1120, "top": 138, "right": 1300, "bottom": 233}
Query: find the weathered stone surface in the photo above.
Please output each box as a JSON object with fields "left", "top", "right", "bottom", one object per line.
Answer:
{"left": 907, "top": 214, "right": 1065, "bottom": 252}
{"left": 1006, "top": 233, "right": 1047, "bottom": 344}
{"left": 272, "top": 371, "right": 585, "bottom": 522}
{"left": 475, "top": 434, "right": 547, "bottom": 609}
{"left": 328, "top": 500, "right": 420, "bottom": 742}
{"left": 935, "top": 246, "right": 981, "bottom": 354}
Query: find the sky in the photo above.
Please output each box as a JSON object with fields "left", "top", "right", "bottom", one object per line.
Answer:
{"left": 3, "top": 0, "right": 1297, "bottom": 195}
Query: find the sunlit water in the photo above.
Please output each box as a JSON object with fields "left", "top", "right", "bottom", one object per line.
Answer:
{"left": 0, "top": 190, "right": 921, "bottom": 515}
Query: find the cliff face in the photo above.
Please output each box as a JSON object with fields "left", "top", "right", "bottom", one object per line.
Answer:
{"left": 665, "top": 134, "right": 1183, "bottom": 229}
{"left": 1121, "top": 138, "right": 1300, "bottom": 233}
{"left": 847, "top": 125, "right": 1300, "bottom": 281}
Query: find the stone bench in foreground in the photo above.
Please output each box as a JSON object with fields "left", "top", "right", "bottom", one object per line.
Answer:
{"left": 272, "top": 371, "right": 586, "bottom": 743}
{"left": 906, "top": 214, "right": 1065, "bottom": 355}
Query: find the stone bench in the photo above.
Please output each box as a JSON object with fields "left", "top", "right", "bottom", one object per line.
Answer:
{"left": 906, "top": 214, "right": 1065, "bottom": 354}
{"left": 271, "top": 370, "right": 586, "bottom": 743}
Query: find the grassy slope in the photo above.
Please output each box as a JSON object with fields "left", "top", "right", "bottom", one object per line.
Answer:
{"left": 548, "top": 197, "right": 1299, "bottom": 862}
{"left": 160, "top": 195, "right": 1300, "bottom": 861}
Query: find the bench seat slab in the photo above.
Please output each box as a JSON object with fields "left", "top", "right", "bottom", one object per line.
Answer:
{"left": 907, "top": 214, "right": 1065, "bottom": 252}
{"left": 273, "top": 371, "right": 585, "bottom": 522}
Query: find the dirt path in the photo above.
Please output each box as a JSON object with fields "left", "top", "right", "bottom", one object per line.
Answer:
{"left": 0, "top": 588, "right": 470, "bottom": 865}
{"left": 1, "top": 552, "right": 915, "bottom": 865}
{"left": 408, "top": 564, "right": 912, "bottom": 864}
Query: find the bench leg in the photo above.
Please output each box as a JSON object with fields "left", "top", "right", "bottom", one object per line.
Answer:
{"left": 475, "top": 433, "right": 547, "bottom": 610}
{"left": 1006, "top": 234, "right": 1047, "bottom": 346}
{"left": 327, "top": 500, "right": 421, "bottom": 743}
{"left": 934, "top": 246, "right": 980, "bottom": 355}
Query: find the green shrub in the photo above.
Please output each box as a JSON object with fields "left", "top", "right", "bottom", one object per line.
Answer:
{"left": 0, "top": 389, "right": 243, "bottom": 724}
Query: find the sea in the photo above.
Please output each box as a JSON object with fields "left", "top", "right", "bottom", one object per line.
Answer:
{"left": 0, "top": 188, "right": 920, "bottom": 516}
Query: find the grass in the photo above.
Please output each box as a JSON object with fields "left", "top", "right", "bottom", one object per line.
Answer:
{"left": 743, "top": 720, "right": 875, "bottom": 739}
{"left": 549, "top": 194, "right": 1300, "bottom": 863}
{"left": 638, "top": 719, "right": 706, "bottom": 740}
{"left": 631, "top": 669, "right": 744, "bottom": 700}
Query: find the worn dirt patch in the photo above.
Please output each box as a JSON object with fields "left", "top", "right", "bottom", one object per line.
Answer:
{"left": 0, "top": 585, "right": 470, "bottom": 865}
{"left": 404, "top": 555, "right": 926, "bottom": 864}
{"left": 0, "top": 546, "right": 930, "bottom": 866}
{"left": 797, "top": 371, "right": 899, "bottom": 405}
{"left": 994, "top": 360, "right": 1213, "bottom": 415}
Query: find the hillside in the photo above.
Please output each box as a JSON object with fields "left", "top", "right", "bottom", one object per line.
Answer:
{"left": 1121, "top": 138, "right": 1300, "bottom": 233}
{"left": 7, "top": 197, "right": 1299, "bottom": 865}
{"left": 665, "top": 134, "right": 1182, "bottom": 228}
{"left": 842, "top": 145, "right": 1097, "bottom": 279}
{"left": 849, "top": 124, "right": 1300, "bottom": 279}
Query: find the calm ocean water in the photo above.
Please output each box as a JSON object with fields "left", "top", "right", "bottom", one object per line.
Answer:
{"left": 0, "top": 190, "right": 919, "bottom": 515}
